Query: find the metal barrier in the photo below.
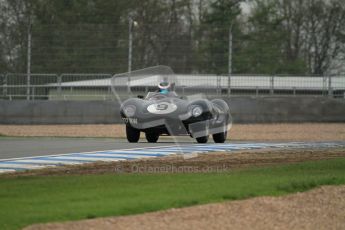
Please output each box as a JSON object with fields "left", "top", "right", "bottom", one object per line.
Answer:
{"left": 0, "top": 74, "right": 59, "bottom": 100}
{"left": 51, "top": 73, "right": 113, "bottom": 100}
{"left": 0, "top": 73, "right": 344, "bottom": 100}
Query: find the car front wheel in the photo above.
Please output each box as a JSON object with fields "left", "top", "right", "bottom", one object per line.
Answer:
{"left": 212, "top": 131, "right": 227, "bottom": 143}
{"left": 126, "top": 125, "right": 140, "bottom": 143}
{"left": 196, "top": 135, "right": 209, "bottom": 143}
{"left": 145, "top": 132, "right": 159, "bottom": 143}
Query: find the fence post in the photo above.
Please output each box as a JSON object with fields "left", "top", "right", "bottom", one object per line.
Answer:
{"left": 322, "top": 75, "right": 327, "bottom": 96}
{"left": 26, "top": 16, "right": 32, "bottom": 101}
{"left": 217, "top": 75, "right": 221, "bottom": 96}
{"left": 3, "top": 74, "right": 7, "bottom": 98}
{"left": 57, "top": 74, "right": 62, "bottom": 98}
{"left": 328, "top": 76, "right": 333, "bottom": 98}
{"left": 227, "top": 75, "right": 231, "bottom": 97}
{"left": 270, "top": 75, "right": 274, "bottom": 95}
{"left": 228, "top": 24, "right": 232, "bottom": 98}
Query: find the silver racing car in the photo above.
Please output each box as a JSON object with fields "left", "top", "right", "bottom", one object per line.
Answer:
{"left": 112, "top": 66, "right": 232, "bottom": 143}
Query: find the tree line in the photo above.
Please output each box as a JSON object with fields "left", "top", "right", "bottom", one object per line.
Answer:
{"left": 0, "top": 0, "right": 344, "bottom": 75}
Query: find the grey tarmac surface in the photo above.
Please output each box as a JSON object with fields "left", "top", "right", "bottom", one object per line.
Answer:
{"left": 0, "top": 137, "right": 193, "bottom": 160}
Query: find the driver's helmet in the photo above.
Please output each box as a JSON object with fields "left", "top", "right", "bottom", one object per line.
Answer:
{"left": 158, "top": 81, "right": 171, "bottom": 94}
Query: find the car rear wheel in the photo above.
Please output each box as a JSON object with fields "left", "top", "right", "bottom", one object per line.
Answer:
{"left": 213, "top": 131, "right": 227, "bottom": 143}
{"left": 126, "top": 125, "right": 140, "bottom": 143}
{"left": 145, "top": 132, "right": 159, "bottom": 143}
{"left": 196, "top": 135, "right": 209, "bottom": 143}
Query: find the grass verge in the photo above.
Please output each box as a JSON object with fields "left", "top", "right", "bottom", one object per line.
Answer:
{"left": 1, "top": 158, "right": 345, "bottom": 230}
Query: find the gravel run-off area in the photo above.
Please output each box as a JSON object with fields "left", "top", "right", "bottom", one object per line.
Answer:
{"left": 24, "top": 185, "right": 345, "bottom": 230}
{"left": 0, "top": 123, "right": 345, "bottom": 141}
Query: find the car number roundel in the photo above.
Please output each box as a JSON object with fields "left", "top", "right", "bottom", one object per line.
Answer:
{"left": 147, "top": 102, "right": 177, "bottom": 114}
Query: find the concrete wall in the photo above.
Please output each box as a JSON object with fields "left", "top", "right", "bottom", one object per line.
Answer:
{"left": 225, "top": 97, "right": 345, "bottom": 123}
{"left": 0, "top": 97, "right": 344, "bottom": 124}
{"left": 0, "top": 101, "right": 120, "bottom": 124}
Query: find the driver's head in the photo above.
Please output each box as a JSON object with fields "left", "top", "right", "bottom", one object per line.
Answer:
{"left": 158, "top": 81, "right": 171, "bottom": 94}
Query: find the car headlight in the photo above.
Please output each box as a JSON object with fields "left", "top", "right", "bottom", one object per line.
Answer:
{"left": 192, "top": 106, "right": 203, "bottom": 117}
{"left": 123, "top": 105, "right": 136, "bottom": 117}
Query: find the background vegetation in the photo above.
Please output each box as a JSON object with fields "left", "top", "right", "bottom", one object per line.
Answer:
{"left": 0, "top": 0, "right": 344, "bottom": 75}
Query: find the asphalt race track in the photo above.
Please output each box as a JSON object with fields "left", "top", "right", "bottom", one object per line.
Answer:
{"left": 0, "top": 137, "right": 182, "bottom": 160}
{"left": 1, "top": 137, "right": 345, "bottom": 173}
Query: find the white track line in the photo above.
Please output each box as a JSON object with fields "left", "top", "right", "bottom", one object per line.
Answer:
{"left": 0, "top": 163, "right": 50, "bottom": 169}
{"left": 81, "top": 153, "right": 159, "bottom": 158}
{"left": 49, "top": 156, "right": 123, "bottom": 162}
{"left": 12, "top": 159, "right": 84, "bottom": 165}
{"left": 0, "top": 169, "right": 16, "bottom": 173}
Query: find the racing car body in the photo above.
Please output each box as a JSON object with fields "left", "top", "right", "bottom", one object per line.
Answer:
{"left": 112, "top": 66, "right": 232, "bottom": 143}
{"left": 120, "top": 90, "right": 231, "bottom": 143}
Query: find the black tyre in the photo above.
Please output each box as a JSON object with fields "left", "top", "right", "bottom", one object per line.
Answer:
{"left": 126, "top": 125, "right": 140, "bottom": 143}
{"left": 145, "top": 132, "right": 159, "bottom": 143}
{"left": 196, "top": 135, "right": 209, "bottom": 143}
{"left": 213, "top": 131, "right": 227, "bottom": 143}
